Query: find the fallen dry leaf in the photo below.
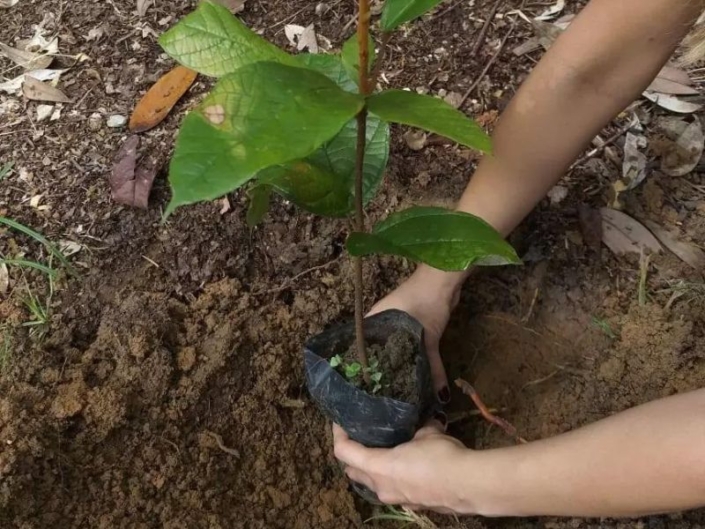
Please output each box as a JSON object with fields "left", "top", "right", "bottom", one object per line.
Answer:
{"left": 210, "top": 0, "right": 246, "bottom": 13}
{"left": 129, "top": 66, "right": 197, "bottom": 133}
{"left": 601, "top": 208, "right": 662, "bottom": 257}
{"left": 0, "top": 0, "right": 19, "bottom": 7}
{"left": 647, "top": 66, "right": 698, "bottom": 95}
{"left": 535, "top": 0, "right": 565, "bottom": 21}
{"left": 0, "top": 69, "right": 63, "bottom": 95}
{"left": 621, "top": 133, "right": 648, "bottom": 189}
{"left": 136, "top": 0, "right": 153, "bottom": 17}
{"left": 22, "top": 75, "right": 69, "bottom": 103}
{"left": 643, "top": 91, "right": 702, "bottom": 114}
{"left": 284, "top": 24, "right": 319, "bottom": 53}
{"left": 36, "top": 104, "right": 53, "bottom": 122}
{"left": 110, "top": 136, "right": 158, "bottom": 209}
{"left": 58, "top": 240, "right": 83, "bottom": 257}
{"left": 657, "top": 65, "right": 694, "bottom": 86}
{"left": 0, "top": 262, "right": 8, "bottom": 296}
{"left": 655, "top": 118, "right": 704, "bottom": 177}
{"left": 0, "top": 42, "right": 52, "bottom": 70}
{"left": 644, "top": 221, "right": 705, "bottom": 270}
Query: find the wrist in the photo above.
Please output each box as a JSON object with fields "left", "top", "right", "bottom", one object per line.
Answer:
{"left": 410, "top": 264, "right": 468, "bottom": 305}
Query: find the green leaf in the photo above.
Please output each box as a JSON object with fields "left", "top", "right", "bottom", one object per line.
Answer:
{"left": 329, "top": 355, "right": 342, "bottom": 368}
{"left": 258, "top": 114, "right": 389, "bottom": 217}
{"left": 0, "top": 162, "right": 13, "bottom": 181}
{"left": 346, "top": 207, "right": 520, "bottom": 271}
{"left": 296, "top": 53, "right": 358, "bottom": 93}
{"left": 380, "top": 0, "right": 444, "bottom": 31}
{"left": 341, "top": 34, "right": 376, "bottom": 85}
{"left": 159, "top": 1, "right": 295, "bottom": 77}
{"left": 345, "top": 362, "right": 362, "bottom": 379}
{"left": 246, "top": 184, "right": 272, "bottom": 226}
{"left": 367, "top": 90, "right": 491, "bottom": 153}
{"left": 166, "top": 61, "right": 364, "bottom": 215}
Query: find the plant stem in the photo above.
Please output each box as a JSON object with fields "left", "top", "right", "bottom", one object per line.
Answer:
{"left": 353, "top": 0, "right": 372, "bottom": 382}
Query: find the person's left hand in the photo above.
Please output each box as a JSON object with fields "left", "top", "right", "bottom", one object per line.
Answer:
{"left": 332, "top": 422, "right": 472, "bottom": 513}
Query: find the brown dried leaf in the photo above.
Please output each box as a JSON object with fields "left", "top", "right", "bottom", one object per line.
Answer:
{"left": 22, "top": 75, "right": 69, "bottom": 103}
{"left": 657, "top": 119, "right": 704, "bottom": 177}
{"left": 0, "top": 0, "right": 19, "bottom": 8}
{"left": 601, "top": 208, "right": 662, "bottom": 257}
{"left": 209, "top": 0, "right": 246, "bottom": 13}
{"left": 129, "top": 66, "right": 197, "bottom": 133}
{"left": 136, "top": 0, "right": 153, "bottom": 17}
{"left": 644, "top": 221, "right": 705, "bottom": 269}
{"left": 0, "top": 42, "right": 52, "bottom": 70}
{"left": 110, "top": 136, "right": 158, "bottom": 209}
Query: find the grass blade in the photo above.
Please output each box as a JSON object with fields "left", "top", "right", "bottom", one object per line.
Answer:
{"left": 0, "top": 259, "right": 57, "bottom": 277}
{"left": 0, "top": 217, "right": 74, "bottom": 274}
{"left": 0, "top": 162, "right": 13, "bottom": 181}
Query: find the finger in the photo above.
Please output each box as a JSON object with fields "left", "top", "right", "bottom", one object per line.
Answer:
{"left": 333, "top": 424, "right": 380, "bottom": 469}
{"left": 345, "top": 466, "right": 375, "bottom": 491}
{"left": 414, "top": 420, "right": 445, "bottom": 439}
{"left": 425, "top": 344, "right": 449, "bottom": 399}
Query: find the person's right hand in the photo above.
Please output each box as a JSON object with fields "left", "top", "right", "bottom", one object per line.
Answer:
{"left": 367, "top": 265, "right": 466, "bottom": 402}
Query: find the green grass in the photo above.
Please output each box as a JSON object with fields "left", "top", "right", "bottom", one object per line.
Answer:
{"left": 0, "top": 217, "right": 74, "bottom": 274}
{"left": 0, "top": 327, "right": 11, "bottom": 373}
{"left": 591, "top": 316, "right": 618, "bottom": 339}
{"left": 0, "top": 162, "right": 13, "bottom": 181}
{"left": 20, "top": 272, "right": 54, "bottom": 341}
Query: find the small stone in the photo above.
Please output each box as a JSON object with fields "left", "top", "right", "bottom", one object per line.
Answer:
{"left": 315, "top": 2, "right": 329, "bottom": 16}
{"left": 36, "top": 104, "right": 53, "bottom": 122}
{"left": 107, "top": 114, "right": 127, "bottom": 128}
{"left": 88, "top": 112, "right": 102, "bottom": 131}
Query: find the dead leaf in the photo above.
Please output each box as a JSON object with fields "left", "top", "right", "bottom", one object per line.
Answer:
{"left": 547, "top": 185, "right": 568, "bottom": 205}
{"left": 621, "top": 133, "right": 648, "bottom": 189}
{"left": 0, "top": 0, "right": 19, "bottom": 7}
{"left": 656, "top": 119, "right": 704, "bottom": 177}
{"left": 218, "top": 197, "right": 231, "bottom": 215}
{"left": 129, "top": 66, "right": 198, "bottom": 133}
{"left": 0, "top": 262, "right": 8, "bottom": 296}
{"left": 643, "top": 221, "right": 705, "bottom": 269}
{"left": 642, "top": 91, "right": 702, "bottom": 114}
{"left": 657, "top": 65, "right": 694, "bottom": 86}
{"left": 36, "top": 104, "right": 53, "bottom": 122}
{"left": 0, "top": 69, "right": 63, "bottom": 95}
{"left": 531, "top": 19, "right": 564, "bottom": 51}
{"left": 110, "top": 136, "right": 158, "bottom": 209}
{"left": 403, "top": 130, "right": 427, "bottom": 151}
{"left": 0, "top": 42, "right": 52, "bottom": 70}
{"left": 601, "top": 208, "right": 662, "bottom": 257}
{"left": 284, "top": 24, "right": 319, "bottom": 53}
{"left": 578, "top": 205, "right": 603, "bottom": 253}
{"left": 647, "top": 77, "right": 699, "bottom": 96}
{"left": 22, "top": 75, "right": 69, "bottom": 103}
{"left": 136, "top": 0, "right": 153, "bottom": 16}
{"left": 58, "top": 240, "right": 83, "bottom": 257}
{"left": 210, "top": 0, "right": 246, "bottom": 13}
{"left": 535, "top": 0, "right": 565, "bottom": 21}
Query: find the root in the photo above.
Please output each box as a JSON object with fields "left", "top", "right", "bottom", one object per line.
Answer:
{"left": 205, "top": 431, "right": 241, "bottom": 458}
{"left": 454, "top": 378, "right": 527, "bottom": 444}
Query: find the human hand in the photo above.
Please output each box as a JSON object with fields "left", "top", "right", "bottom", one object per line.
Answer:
{"left": 333, "top": 422, "right": 473, "bottom": 513}
{"left": 367, "top": 265, "right": 466, "bottom": 401}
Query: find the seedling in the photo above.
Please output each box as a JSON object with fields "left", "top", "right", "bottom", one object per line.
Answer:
{"left": 330, "top": 354, "right": 385, "bottom": 393}
{"left": 160, "top": 0, "right": 520, "bottom": 388}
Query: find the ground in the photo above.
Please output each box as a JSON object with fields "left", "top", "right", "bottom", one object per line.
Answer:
{"left": 1, "top": 0, "right": 705, "bottom": 528}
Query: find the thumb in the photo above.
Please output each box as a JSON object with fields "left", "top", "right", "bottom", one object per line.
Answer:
{"left": 414, "top": 420, "right": 446, "bottom": 439}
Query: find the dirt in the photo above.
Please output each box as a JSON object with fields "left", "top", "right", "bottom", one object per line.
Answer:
{"left": 2, "top": 0, "right": 705, "bottom": 528}
{"left": 341, "top": 330, "right": 418, "bottom": 402}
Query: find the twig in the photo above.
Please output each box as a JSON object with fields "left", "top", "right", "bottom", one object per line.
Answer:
{"left": 521, "top": 369, "right": 560, "bottom": 390}
{"left": 455, "top": 378, "right": 527, "bottom": 444}
{"left": 205, "top": 431, "right": 240, "bottom": 458}
{"left": 470, "top": 0, "right": 504, "bottom": 57}
{"left": 429, "top": 0, "right": 464, "bottom": 21}
{"left": 459, "top": 23, "right": 515, "bottom": 108}
{"left": 570, "top": 118, "right": 637, "bottom": 169}
{"left": 252, "top": 258, "right": 338, "bottom": 296}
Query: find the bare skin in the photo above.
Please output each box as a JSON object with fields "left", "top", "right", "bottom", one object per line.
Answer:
{"left": 335, "top": 0, "right": 705, "bottom": 518}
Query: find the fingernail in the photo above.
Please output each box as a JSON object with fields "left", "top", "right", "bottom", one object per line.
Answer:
{"left": 438, "top": 386, "right": 451, "bottom": 404}
{"left": 433, "top": 411, "right": 447, "bottom": 428}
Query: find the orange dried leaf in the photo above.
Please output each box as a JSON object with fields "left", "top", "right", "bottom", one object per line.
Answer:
{"left": 129, "top": 66, "right": 197, "bottom": 133}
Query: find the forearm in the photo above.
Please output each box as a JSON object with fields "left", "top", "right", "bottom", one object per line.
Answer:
{"left": 461, "top": 390, "right": 705, "bottom": 518}
{"left": 458, "top": 0, "right": 704, "bottom": 236}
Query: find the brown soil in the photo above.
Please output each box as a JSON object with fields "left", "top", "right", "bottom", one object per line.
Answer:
{"left": 1, "top": 1, "right": 705, "bottom": 528}
{"left": 341, "top": 330, "right": 418, "bottom": 402}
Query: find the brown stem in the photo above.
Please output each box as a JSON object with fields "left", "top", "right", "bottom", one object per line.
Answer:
{"left": 353, "top": 0, "right": 373, "bottom": 382}
{"left": 455, "top": 378, "right": 528, "bottom": 444}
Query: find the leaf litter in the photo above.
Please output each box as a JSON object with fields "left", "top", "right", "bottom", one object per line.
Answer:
{"left": 110, "top": 136, "right": 159, "bottom": 209}
{"left": 643, "top": 221, "right": 705, "bottom": 270}
{"left": 651, "top": 117, "right": 704, "bottom": 177}
{"left": 22, "top": 75, "right": 70, "bottom": 103}
{"left": 601, "top": 208, "right": 662, "bottom": 257}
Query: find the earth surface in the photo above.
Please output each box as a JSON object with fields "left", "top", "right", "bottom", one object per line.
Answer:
{"left": 1, "top": 0, "right": 705, "bottom": 528}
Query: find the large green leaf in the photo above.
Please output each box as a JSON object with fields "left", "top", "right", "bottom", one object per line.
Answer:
{"left": 346, "top": 207, "right": 520, "bottom": 271}
{"left": 380, "top": 0, "right": 445, "bottom": 31}
{"left": 367, "top": 89, "right": 492, "bottom": 153}
{"left": 296, "top": 53, "right": 358, "bottom": 93}
{"left": 341, "top": 34, "right": 376, "bottom": 86}
{"left": 159, "top": 1, "right": 294, "bottom": 77}
{"left": 166, "top": 61, "right": 364, "bottom": 215}
{"left": 258, "top": 115, "right": 390, "bottom": 217}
